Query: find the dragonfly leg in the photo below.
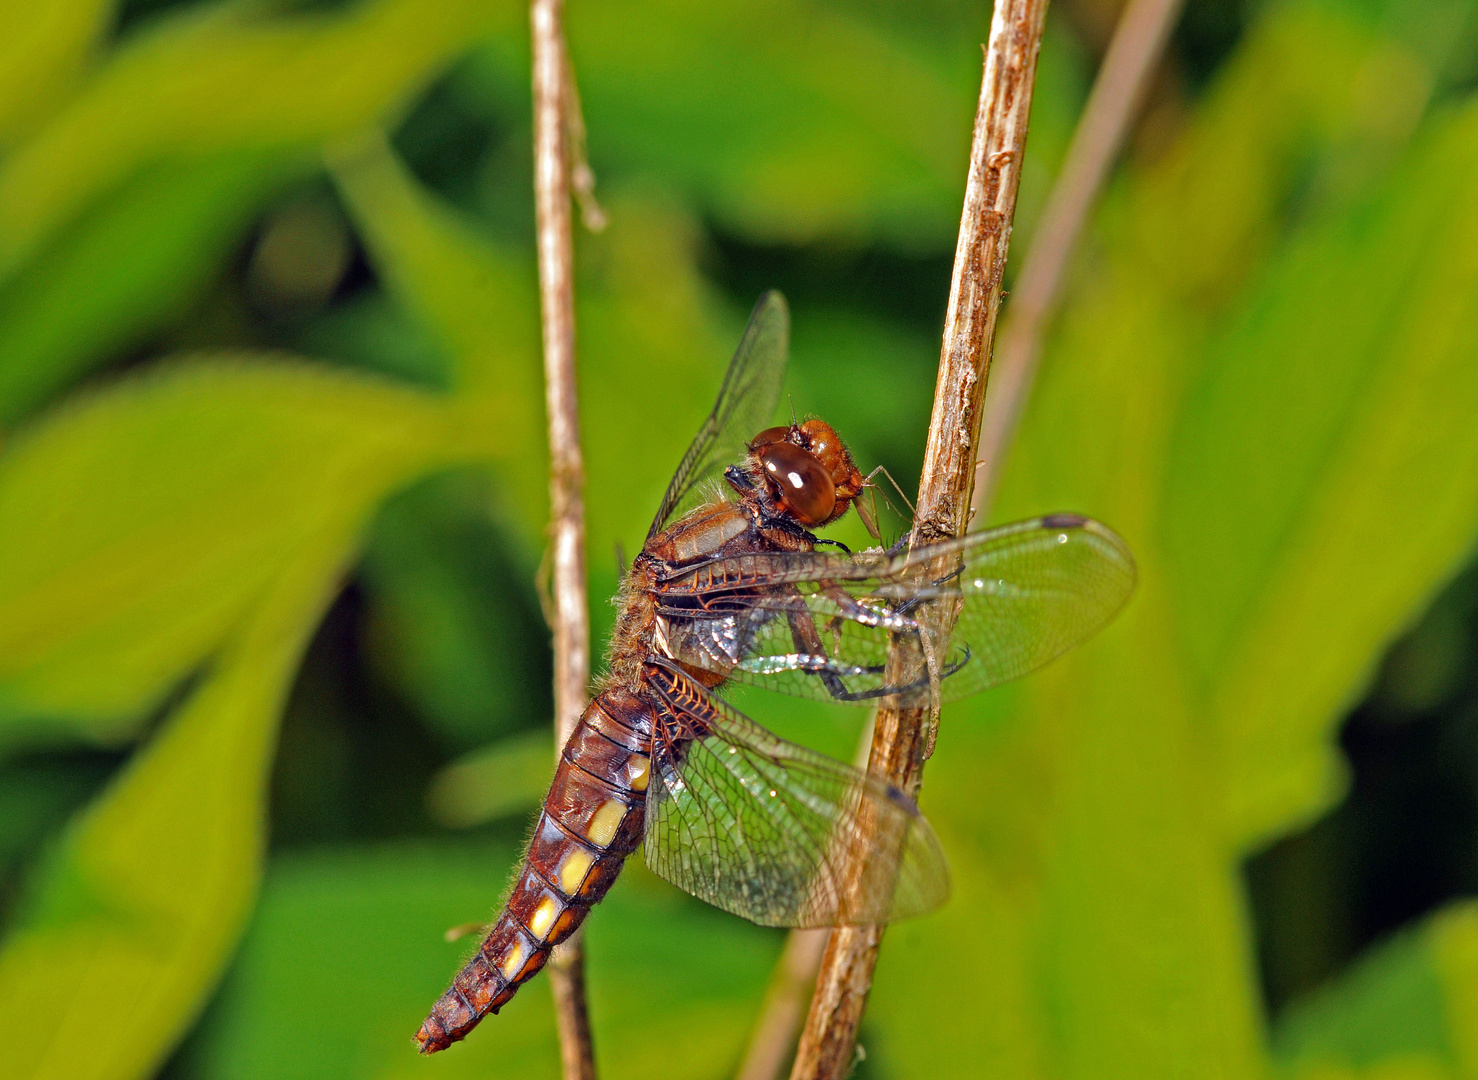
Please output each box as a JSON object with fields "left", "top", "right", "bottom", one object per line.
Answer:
{"left": 895, "top": 563, "right": 968, "bottom": 617}
{"left": 783, "top": 591, "right": 861, "bottom": 702}
{"left": 812, "top": 536, "right": 852, "bottom": 555}
{"left": 782, "top": 583, "right": 972, "bottom": 703}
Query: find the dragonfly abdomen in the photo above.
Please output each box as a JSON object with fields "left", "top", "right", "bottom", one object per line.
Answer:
{"left": 415, "top": 691, "right": 656, "bottom": 1053}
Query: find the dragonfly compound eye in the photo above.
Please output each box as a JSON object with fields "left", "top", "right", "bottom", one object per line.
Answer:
{"left": 749, "top": 425, "right": 791, "bottom": 450}
{"left": 759, "top": 439, "right": 837, "bottom": 526}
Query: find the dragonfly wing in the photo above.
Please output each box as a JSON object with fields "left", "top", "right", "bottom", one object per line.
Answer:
{"left": 655, "top": 515, "right": 1136, "bottom": 706}
{"left": 641, "top": 664, "right": 949, "bottom": 928}
{"left": 648, "top": 292, "right": 789, "bottom": 540}
{"left": 928, "top": 514, "right": 1136, "bottom": 699}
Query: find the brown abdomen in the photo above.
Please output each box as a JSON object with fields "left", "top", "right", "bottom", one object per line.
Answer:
{"left": 415, "top": 690, "right": 655, "bottom": 1053}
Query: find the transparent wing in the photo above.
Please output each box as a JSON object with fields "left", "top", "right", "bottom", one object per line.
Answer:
{"left": 654, "top": 515, "right": 1136, "bottom": 706}
{"left": 648, "top": 292, "right": 789, "bottom": 539}
{"left": 641, "top": 663, "right": 950, "bottom": 928}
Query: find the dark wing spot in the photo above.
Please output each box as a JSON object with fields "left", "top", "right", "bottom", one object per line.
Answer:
{"left": 884, "top": 784, "right": 921, "bottom": 815}
{"left": 1040, "top": 512, "right": 1087, "bottom": 529}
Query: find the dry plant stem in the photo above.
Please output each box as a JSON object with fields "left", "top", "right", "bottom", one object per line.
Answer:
{"left": 970, "top": 0, "right": 1184, "bottom": 516}
{"left": 787, "top": 1, "right": 1050, "bottom": 1077}
{"left": 532, "top": 1, "right": 597, "bottom": 1078}
{"left": 562, "top": 42, "right": 607, "bottom": 233}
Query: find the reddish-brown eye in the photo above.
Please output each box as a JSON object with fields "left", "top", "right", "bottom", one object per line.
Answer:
{"left": 749, "top": 426, "right": 790, "bottom": 450}
{"left": 759, "top": 441, "right": 836, "bottom": 525}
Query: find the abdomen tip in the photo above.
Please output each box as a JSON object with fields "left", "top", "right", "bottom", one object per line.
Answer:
{"left": 415, "top": 1020, "right": 451, "bottom": 1055}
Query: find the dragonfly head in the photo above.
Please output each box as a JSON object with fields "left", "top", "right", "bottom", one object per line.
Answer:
{"left": 745, "top": 419, "right": 877, "bottom": 538}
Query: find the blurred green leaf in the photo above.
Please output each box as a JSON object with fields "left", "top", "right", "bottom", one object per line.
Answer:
{"left": 1432, "top": 902, "right": 1478, "bottom": 1077}
{"left": 0, "top": 358, "right": 482, "bottom": 752}
{"left": 296, "top": 291, "right": 452, "bottom": 390}
{"left": 0, "top": 2, "right": 113, "bottom": 143}
{"left": 361, "top": 470, "right": 550, "bottom": 751}
{"left": 0, "top": 532, "right": 352, "bottom": 1080}
{"left": 1367, "top": 563, "right": 1478, "bottom": 712}
{"left": 0, "top": 149, "right": 304, "bottom": 425}
{"left": 426, "top": 729, "right": 552, "bottom": 828}
{"left": 0, "top": 754, "right": 113, "bottom": 881}
{"left": 428, "top": 726, "right": 555, "bottom": 827}
{"left": 331, "top": 131, "right": 545, "bottom": 536}
{"left": 1267, "top": 899, "right": 1478, "bottom": 1079}
{"left": 1180, "top": 96, "right": 1478, "bottom": 849}
{"left": 1272, "top": 919, "right": 1455, "bottom": 1075}
{"left": 0, "top": 0, "right": 512, "bottom": 285}
{"left": 564, "top": 0, "right": 982, "bottom": 249}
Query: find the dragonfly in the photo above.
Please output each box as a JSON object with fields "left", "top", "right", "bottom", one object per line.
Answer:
{"left": 417, "top": 291, "right": 1135, "bottom": 1053}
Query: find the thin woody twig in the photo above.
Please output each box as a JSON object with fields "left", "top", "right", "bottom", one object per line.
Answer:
{"left": 971, "top": 0, "right": 1183, "bottom": 517}
{"left": 787, "top": 1, "right": 1050, "bottom": 1077}
{"left": 562, "top": 41, "right": 607, "bottom": 233}
{"left": 531, "top": 1, "right": 597, "bottom": 1079}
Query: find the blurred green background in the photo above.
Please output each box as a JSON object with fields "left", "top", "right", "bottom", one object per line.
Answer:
{"left": 2, "top": 0, "right": 1478, "bottom": 1078}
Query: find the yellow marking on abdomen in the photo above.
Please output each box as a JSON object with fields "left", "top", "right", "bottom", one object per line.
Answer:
{"left": 586, "top": 799, "right": 626, "bottom": 848}
{"left": 557, "top": 847, "right": 595, "bottom": 895}
{"left": 528, "top": 897, "right": 558, "bottom": 940}
{"left": 627, "top": 754, "right": 650, "bottom": 792}
{"left": 500, "top": 937, "right": 530, "bottom": 980}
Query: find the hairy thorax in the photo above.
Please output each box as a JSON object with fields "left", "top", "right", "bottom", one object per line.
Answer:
{"left": 599, "top": 496, "right": 814, "bottom": 695}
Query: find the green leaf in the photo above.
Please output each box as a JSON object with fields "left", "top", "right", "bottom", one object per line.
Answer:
{"left": 295, "top": 291, "right": 452, "bottom": 390}
{"left": 1173, "top": 97, "right": 1478, "bottom": 849}
{"left": 1431, "top": 902, "right": 1478, "bottom": 1077}
{"left": 331, "top": 131, "right": 545, "bottom": 535}
{"left": 0, "top": 0, "right": 512, "bottom": 285}
{"left": 0, "top": 149, "right": 305, "bottom": 425}
{"left": 0, "top": 357, "right": 483, "bottom": 751}
{"left": 1272, "top": 919, "right": 1454, "bottom": 1075}
{"left": 426, "top": 729, "right": 553, "bottom": 827}
{"left": 360, "top": 469, "right": 551, "bottom": 751}
{"left": 0, "top": 1, "right": 113, "bottom": 143}
{"left": 565, "top": 0, "right": 981, "bottom": 248}
{"left": 329, "top": 130, "right": 542, "bottom": 404}
{"left": 1266, "top": 900, "right": 1478, "bottom": 1078}
{"left": 0, "top": 531, "right": 353, "bottom": 1080}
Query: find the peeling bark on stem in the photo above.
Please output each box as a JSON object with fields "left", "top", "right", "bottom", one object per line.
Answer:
{"left": 787, "top": 2, "right": 1050, "bottom": 1077}
{"left": 532, "top": 1, "right": 597, "bottom": 1078}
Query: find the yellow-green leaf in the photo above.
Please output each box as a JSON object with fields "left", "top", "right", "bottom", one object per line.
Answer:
{"left": 0, "top": 1, "right": 113, "bottom": 143}
{"left": 0, "top": 357, "right": 484, "bottom": 749}
{"left": 1175, "top": 98, "right": 1478, "bottom": 849}
{"left": 426, "top": 729, "right": 553, "bottom": 828}
{"left": 0, "top": 149, "right": 304, "bottom": 425}
{"left": 0, "top": 0, "right": 513, "bottom": 284}
{"left": 0, "top": 532, "right": 353, "bottom": 1080}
